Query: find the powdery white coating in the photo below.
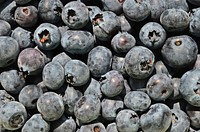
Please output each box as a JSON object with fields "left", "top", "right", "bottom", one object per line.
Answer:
{"left": 166, "top": 0, "right": 189, "bottom": 11}
{"left": 118, "top": 14, "right": 132, "bottom": 33}
{"left": 0, "top": 19, "right": 11, "bottom": 36}
{"left": 124, "top": 91, "right": 151, "bottom": 112}
{"left": 101, "top": 99, "right": 124, "bottom": 121}
{"left": 53, "top": 116, "right": 76, "bottom": 132}
{"left": 64, "top": 60, "right": 90, "bottom": 86}
{"left": 186, "top": 104, "right": 200, "bottom": 129}
{"left": 21, "top": 114, "right": 50, "bottom": 132}
{"left": 140, "top": 103, "right": 172, "bottom": 132}
{"left": 112, "top": 55, "right": 127, "bottom": 76}
{"left": 52, "top": 52, "right": 71, "bottom": 67}
{"left": 74, "top": 95, "right": 101, "bottom": 124}
{"left": 116, "top": 109, "right": 140, "bottom": 132}
{"left": 79, "top": 122, "right": 106, "bottom": 132}
{"left": 154, "top": 60, "right": 170, "bottom": 75}
{"left": 101, "top": 0, "right": 123, "bottom": 15}
{"left": 169, "top": 78, "right": 182, "bottom": 100}
{"left": 37, "top": 92, "right": 64, "bottom": 121}
{"left": 0, "top": 90, "right": 15, "bottom": 107}
{"left": 0, "top": 36, "right": 20, "bottom": 67}
{"left": 189, "top": 7, "right": 200, "bottom": 37}
{"left": 0, "top": 101, "right": 27, "bottom": 130}
{"left": 106, "top": 123, "right": 118, "bottom": 132}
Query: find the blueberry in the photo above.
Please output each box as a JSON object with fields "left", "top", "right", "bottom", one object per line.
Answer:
{"left": 22, "top": 114, "right": 50, "bottom": 132}
{"left": 84, "top": 78, "right": 102, "bottom": 99}
{"left": 112, "top": 55, "right": 127, "bottom": 76}
{"left": 38, "top": 0, "right": 63, "bottom": 24}
{"left": 166, "top": 0, "right": 189, "bottom": 11}
{"left": 187, "top": 0, "right": 200, "bottom": 5}
{"left": 124, "top": 91, "right": 151, "bottom": 112}
{"left": 64, "top": 60, "right": 90, "bottom": 86}
{"left": 0, "top": 36, "right": 20, "bottom": 67}
{"left": 11, "top": 27, "right": 33, "bottom": 49}
{"left": 146, "top": 73, "right": 174, "bottom": 101}
{"left": 180, "top": 69, "right": 200, "bottom": 107}
{"left": 186, "top": 104, "right": 200, "bottom": 129}
{"left": 116, "top": 109, "right": 140, "bottom": 132}
{"left": 63, "top": 85, "right": 83, "bottom": 115}
{"left": 14, "top": 0, "right": 32, "bottom": 5}
{"left": 74, "top": 95, "right": 101, "bottom": 124}
{"left": 0, "top": 90, "right": 15, "bottom": 107}
{"left": 101, "top": 99, "right": 124, "bottom": 121}
{"left": 111, "top": 32, "right": 136, "bottom": 53}
{"left": 53, "top": 116, "right": 76, "bottom": 132}
{"left": 154, "top": 60, "right": 170, "bottom": 76}
{"left": 61, "top": 1, "right": 89, "bottom": 29}
{"left": 100, "top": 70, "right": 124, "bottom": 97}
{"left": 193, "top": 54, "right": 200, "bottom": 69}
{"left": 140, "top": 103, "right": 172, "bottom": 132}
{"left": 101, "top": 0, "right": 123, "bottom": 15}
{"left": 170, "top": 109, "right": 190, "bottom": 132}
{"left": 0, "top": 101, "right": 27, "bottom": 130}
{"left": 17, "top": 48, "right": 48, "bottom": 75}
{"left": 58, "top": 25, "right": 69, "bottom": 37}
{"left": 128, "top": 77, "right": 148, "bottom": 90}
{"left": 87, "top": 46, "right": 112, "bottom": 78}
{"left": 118, "top": 14, "right": 132, "bottom": 33}
{"left": 61, "top": 30, "right": 95, "bottom": 55}
{"left": 79, "top": 122, "right": 106, "bottom": 132}
{"left": 161, "top": 35, "right": 198, "bottom": 68}
{"left": 160, "top": 9, "right": 190, "bottom": 32}
{"left": 52, "top": 52, "right": 71, "bottom": 67}
{"left": 18, "top": 85, "right": 43, "bottom": 109}
{"left": 189, "top": 7, "right": 200, "bottom": 37}
{"left": 123, "top": 0, "right": 150, "bottom": 22}
{"left": 106, "top": 123, "right": 118, "bottom": 132}
{"left": 0, "top": 19, "right": 11, "bottom": 36}
{"left": 124, "top": 46, "right": 155, "bottom": 79}
{"left": 87, "top": 6, "right": 101, "bottom": 21}
{"left": 14, "top": 6, "right": 38, "bottom": 27}
{"left": 139, "top": 22, "right": 166, "bottom": 49}
{"left": 92, "top": 11, "right": 120, "bottom": 41}
{"left": 169, "top": 78, "right": 182, "bottom": 100}
{"left": 37, "top": 92, "right": 64, "bottom": 121}
{"left": 0, "top": 70, "right": 25, "bottom": 94}
{"left": 34, "top": 23, "right": 61, "bottom": 50}
{"left": 42, "top": 61, "right": 65, "bottom": 90}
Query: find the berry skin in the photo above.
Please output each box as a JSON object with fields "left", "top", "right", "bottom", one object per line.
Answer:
{"left": 74, "top": 95, "right": 101, "bottom": 124}
{"left": 64, "top": 60, "right": 90, "bottom": 86}
{"left": 140, "top": 103, "right": 172, "bottom": 132}
{"left": 124, "top": 46, "right": 155, "bottom": 79}
{"left": 116, "top": 109, "right": 140, "bottom": 132}
{"left": 160, "top": 9, "right": 190, "bottom": 32}
{"left": 118, "top": 14, "right": 132, "bottom": 33}
{"left": 21, "top": 114, "right": 50, "bottom": 132}
{"left": 0, "top": 19, "right": 11, "bottom": 36}
{"left": 112, "top": 55, "right": 127, "bottom": 76}
{"left": 87, "top": 6, "right": 101, "bottom": 21}
{"left": 79, "top": 122, "right": 106, "bottom": 132}
{"left": 106, "top": 123, "right": 118, "bottom": 132}
{"left": 87, "top": 46, "right": 112, "bottom": 78}
{"left": 34, "top": 23, "right": 61, "bottom": 50}
{"left": 61, "top": 30, "right": 95, "bottom": 55}
{"left": 52, "top": 52, "right": 71, "bottom": 67}
{"left": 101, "top": 0, "right": 123, "bottom": 15}
{"left": 161, "top": 35, "right": 198, "bottom": 68}
{"left": 37, "top": 92, "right": 65, "bottom": 121}
{"left": 0, "top": 101, "right": 27, "bottom": 131}
{"left": 38, "top": 0, "right": 63, "bottom": 24}
{"left": 139, "top": 22, "right": 166, "bottom": 49}
{"left": 0, "top": 90, "right": 15, "bottom": 107}
{"left": 189, "top": 7, "right": 200, "bottom": 37}
{"left": 42, "top": 61, "right": 65, "bottom": 90}
{"left": 186, "top": 104, "right": 200, "bottom": 129}
{"left": 61, "top": 1, "right": 89, "bottom": 29}
{"left": 166, "top": 0, "right": 189, "bottom": 11}
{"left": 14, "top": 6, "right": 38, "bottom": 27}
{"left": 0, "top": 36, "right": 20, "bottom": 68}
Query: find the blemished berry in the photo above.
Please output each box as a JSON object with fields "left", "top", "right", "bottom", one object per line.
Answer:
{"left": 139, "top": 22, "right": 166, "bottom": 49}
{"left": 0, "top": 19, "right": 11, "bottom": 36}
{"left": 92, "top": 11, "right": 120, "bottom": 41}
{"left": 14, "top": 0, "right": 32, "bottom": 5}
{"left": 101, "top": 0, "right": 123, "bottom": 15}
{"left": 116, "top": 109, "right": 140, "bottom": 132}
{"left": 0, "top": 101, "right": 27, "bottom": 130}
{"left": 124, "top": 91, "right": 151, "bottom": 112}
{"left": 180, "top": 69, "right": 200, "bottom": 107}
{"left": 42, "top": 61, "right": 65, "bottom": 90}
{"left": 74, "top": 95, "right": 101, "bottom": 124}
{"left": 61, "top": 30, "right": 95, "bottom": 55}
{"left": 189, "top": 7, "right": 200, "bottom": 37}
{"left": 186, "top": 104, "right": 200, "bottom": 129}
{"left": 14, "top": 6, "right": 38, "bottom": 27}
{"left": 106, "top": 123, "right": 118, "bottom": 132}
{"left": 124, "top": 46, "right": 155, "bottom": 79}
{"left": 146, "top": 73, "right": 174, "bottom": 101}
{"left": 79, "top": 122, "right": 106, "bottom": 132}
{"left": 38, "top": 0, "right": 63, "bottom": 24}
{"left": 37, "top": 92, "right": 65, "bottom": 121}
{"left": 140, "top": 103, "right": 172, "bottom": 132}
{"left": 160, "top": 8, "right": 190, "bottom": 32}
{"left": 100, "top": 70, "right": 124, "bottom": 97}
{"left": 18, "top": 85, "right": 43, "bottom": 109}
{"left": 52, "top": 52, "right": 71, "bottom": 67}
{"left": 161, "top": 35, "right": 198, "bottom": 68}
{"left": 101, "top": 99, "right": 124, "bottom": 121}
{"left": 87, "top": 46, "right": 112, "bottom": 78}
{"left": 17, "top": 48, "right": 49, "bottom": 75}
{"left": 21, "top": 114, "right": 50, "bottom": 132}
{"left": 64, "top": 60, "right": 90, "bottom": 86}
{"left": 34, "top": 23, "right": 61, "bottom": 50}
{"left": 123, "top": 0, "right": 150, "bottom": 22}
{"left": 111, "top": 32, "right": 136, "bottom": 53}
{"left": 61, "top": 1, "right": 89, "bottom": 29}
{"left": 0, "top": 70, "right": 26, "bottom": 94}
{"left": 0, "top": 36, "right": 20, "bottom": 68}
{"left": 0, "top": 90, "right": 15, "bottom": 107}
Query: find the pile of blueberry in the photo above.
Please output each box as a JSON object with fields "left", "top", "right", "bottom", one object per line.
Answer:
{"left": 1, "top": 0, "right": 200, "bottom": 131}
